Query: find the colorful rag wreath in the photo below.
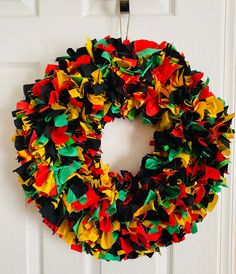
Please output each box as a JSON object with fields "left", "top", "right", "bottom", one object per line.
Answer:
{"left": 12, "top": 37, "right": 234, "bottom": 261}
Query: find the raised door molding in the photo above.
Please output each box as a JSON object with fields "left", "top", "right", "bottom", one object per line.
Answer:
{"left": 0, "top": 0, "right": 38, "bottom": 17}
{"left": 221, "top": 0, "right": 236, "bottom": 273}
{"left": 82, "top": 0, "right": 175, "bottom": 17}
{"left": 0, "top": 62, "right": 40, "bottom": 68}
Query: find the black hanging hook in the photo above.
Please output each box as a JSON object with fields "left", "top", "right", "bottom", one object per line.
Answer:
{"left": 120, "top": 0, "right": 130, "bottom": 14}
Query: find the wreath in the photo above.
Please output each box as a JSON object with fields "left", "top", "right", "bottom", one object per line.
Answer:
{"left": 12, "top": 37, "right": 234, "bottom": 261}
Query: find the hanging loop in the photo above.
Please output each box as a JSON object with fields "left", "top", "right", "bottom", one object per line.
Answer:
{"left": 119, "top": 0, "right": 130, "bottom": 40}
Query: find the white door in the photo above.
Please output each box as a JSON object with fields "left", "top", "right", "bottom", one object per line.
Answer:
{"left": 0, "top": 1, "right": 235, "bottom": 274}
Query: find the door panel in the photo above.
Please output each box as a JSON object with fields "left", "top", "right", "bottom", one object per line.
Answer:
{"left": 0, "top": 1, "right": 235, "bottom": 274}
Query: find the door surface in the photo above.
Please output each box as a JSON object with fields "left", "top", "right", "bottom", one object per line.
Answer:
{"left": 0, "top": 1, "right": 235, "bottom": 274}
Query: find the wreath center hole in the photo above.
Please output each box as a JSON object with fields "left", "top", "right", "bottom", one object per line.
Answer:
{"left": 101, "top": 117, "right": 154, "bottom": 174}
